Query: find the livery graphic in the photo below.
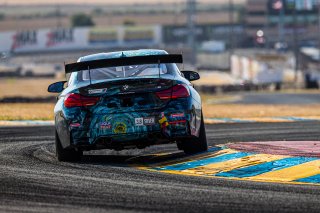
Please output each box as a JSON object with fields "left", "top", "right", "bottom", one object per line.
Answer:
{"left": 100, "top": 122, "right": 112, "bottom": 129}
{"left": 113, "top": 122, "right": 127, "bottom": 134}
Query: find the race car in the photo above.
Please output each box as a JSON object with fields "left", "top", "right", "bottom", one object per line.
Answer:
{"left": 48, "top": 49, "right": 207, "bottom": 161}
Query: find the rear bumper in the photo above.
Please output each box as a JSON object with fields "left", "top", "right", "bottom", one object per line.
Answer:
{"left": 70, "top": 109, "right": 194, "bottom": 148}
{"left": 75, "top": 131, "right": 195, "bottom": 151}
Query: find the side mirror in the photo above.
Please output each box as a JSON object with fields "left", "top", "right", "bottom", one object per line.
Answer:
{"left": 181, "top": 71, "right": 200, "bottom": 81}
{"left": 48, "top": 81, "right": 67, "bottom": 93}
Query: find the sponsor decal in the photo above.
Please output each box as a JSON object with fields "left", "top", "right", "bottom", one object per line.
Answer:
{"left": 88, "top": 28, "right": 118, "bottom": 44}
{"left": 135, "top": 117, "right": 155, "bottom": 126}
{"left": 171, "top": 113, "right": 185, "bottom": 118}
{"left": 12, "top": 30, "right": 37, "bottom": 50}
{"left": 144, "top": 117, "right": 155, "bottom": 125}
{"left": 113, "top": 122, "right": 127, "bottom": 134}
{"left": 70, "top": 123, "right": 81, "bottom": 127}
{"left": 46, "top": 28, "right": 74, "bottom": 47}
{"left": 124, "top": 26, "right": 154, "bottom": 42}
{"left": 88, "top": 88, "right": 107, "bottom": 94}
{"left": 122, "top": 85, "right": 129, "bottom": 91}
{"left": 100, "top": 122, "right": 112, "bottom": 129}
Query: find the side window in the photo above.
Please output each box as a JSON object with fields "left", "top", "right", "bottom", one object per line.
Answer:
{"left": 174, "top": 64, "right": 183, "bottom": 77}
{"left": 68, "top": 72, "right": 76, "bottom": 86}
{"left": 166, "top": 63, "right": 182, "bottom": 76}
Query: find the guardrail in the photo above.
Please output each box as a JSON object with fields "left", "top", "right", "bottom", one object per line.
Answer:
{"left": 195, "top": 82, "right": 282, "bottom": 94}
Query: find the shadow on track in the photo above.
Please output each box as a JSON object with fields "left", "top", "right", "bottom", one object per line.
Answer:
{"left": 78, "top": 151, "right": 187, "bottom": 166}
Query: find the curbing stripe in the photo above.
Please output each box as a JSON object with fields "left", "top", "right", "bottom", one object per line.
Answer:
{"left": 249, "top": 160, "right": 320, "bottom": 182}
{"left": 0, "top": 120, "right": 54, "bottom": 126}
{"left": 140, "top": 146, "right": 320, "bottom": 186}
{"left": 181, "top": 154, "right": 286, "bottom": 176}
{"left": 215, "top": 156, "right": 317, "bottom": 178}
{"left": 155, "top": 150, "right": 252, "bottom": 171}
{"left": 296, "top": 174, "right": 320, "bottom": 184}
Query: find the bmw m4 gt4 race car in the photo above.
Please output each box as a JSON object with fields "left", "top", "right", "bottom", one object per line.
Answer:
{"left": 48, "top": 49, "right": 207, "bottom": 161}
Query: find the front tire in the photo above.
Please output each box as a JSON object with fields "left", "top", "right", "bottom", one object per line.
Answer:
{"left": 180, "top": 112, "right": 208, "bottom": 154}
{"left": 55, "top": 131, "right": 82, "bottom": 162}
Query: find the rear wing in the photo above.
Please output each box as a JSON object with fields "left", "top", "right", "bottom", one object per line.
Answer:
{"left": 65, "top": 54, "right": 183, "bottom": 74}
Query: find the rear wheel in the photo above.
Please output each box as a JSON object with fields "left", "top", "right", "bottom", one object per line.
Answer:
{"left": 55, "top": 131, "right": 82, "bottom": 162}
{"left": 180, "top": 112, "right": 208, "bottom": 154}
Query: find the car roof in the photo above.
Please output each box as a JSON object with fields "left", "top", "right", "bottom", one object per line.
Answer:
{"left": 78, "top": 49, "right": 168, "bottom": 62}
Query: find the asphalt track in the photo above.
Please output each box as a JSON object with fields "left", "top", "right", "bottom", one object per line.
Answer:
{"left": 1, "top": 122, "right": 320, "bottom": 212}
{"left": 228, "top": 93, "right": 320, "bottom": 105}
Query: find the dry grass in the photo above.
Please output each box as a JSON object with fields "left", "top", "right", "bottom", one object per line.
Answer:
{"left": 0, "top": 103, "right": 54, "bottom": 120}
{"left": 194, "top": 72, "right": 236, "bottom": 86}
{"left": 202, "top": 103, "right": 320, "bottom": 118}
{"left": 0, "top": 80, "right": 319, "bottom": 121}
{"left": 0, "top": 78, "right": 56, "bottom": 98}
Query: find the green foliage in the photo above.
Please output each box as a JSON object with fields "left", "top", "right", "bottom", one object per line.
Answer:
{"left": 92, "top": 8, "right": 104, "bottom": 15}
{"left": 123, "top": 19, "right": 135, "bottom": 26}
{"left": 237, "top": 7, "right": 246, "bottom": 23}
{"left": 71, "top": 13, "right": 95, "bottom": 27}
{"left": 0, "top": 13, "right": 5, "bottom": 21}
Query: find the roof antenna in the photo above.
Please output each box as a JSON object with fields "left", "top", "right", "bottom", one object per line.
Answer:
{"left": 121, "top": 52, "right": 126, "bottom": 77}
{"left": 158, "top": 59, "right": 161, "bottom": 79}
{"left": 181, "top": 50, "right": 184, "bottom": 70}
{"left": 64, "top": 61, "right": 66, "bottom": 79}
{"left": 88, "top": 66, "right": 92, "bottom": 86}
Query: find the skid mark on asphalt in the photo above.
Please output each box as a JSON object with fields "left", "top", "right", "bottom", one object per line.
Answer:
{"left": 137, "top": 144, "right": 320, "bottom": 186}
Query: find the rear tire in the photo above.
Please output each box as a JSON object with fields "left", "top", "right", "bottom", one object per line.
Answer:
{"left": 181, "top": 112, "right": 208, "bottom": 154}
{"left": 55, "top": 131, "right": 82, "bottom": 162}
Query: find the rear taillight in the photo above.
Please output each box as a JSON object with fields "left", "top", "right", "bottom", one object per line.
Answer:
{"left": 64, "top": 93, "right": 100, "bottom": 108}
{"left": 156, "top": 84, "right": 190, "bottom": 100}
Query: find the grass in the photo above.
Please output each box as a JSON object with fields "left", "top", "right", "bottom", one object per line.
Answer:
{"left": 0, "top": 103, "right": 54, "bottom": 120}
{"left": 201, "top": 92, "right": 320, "bottom": 118}
{"left": 202, "top": 104, "right": 320, "bottom": 118}
{"left": 0, "top": 78, "right": 56, "bottom": 98}
{"left": 0, "top": 78, "right": 319, "bottom": 121}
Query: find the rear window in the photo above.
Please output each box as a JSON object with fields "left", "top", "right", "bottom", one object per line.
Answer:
{"left": 75, "top": 63, "right": 179, "bottom": 83}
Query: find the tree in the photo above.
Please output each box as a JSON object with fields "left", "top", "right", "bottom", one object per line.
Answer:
{"left": 123, "top": 19, "right": 135, "bottom": 26}
{"left": 71, "top": 13, "right": 95, "bottom": 27}
{"left": 0, "top": 13, "right": 5, "bottom": 21}
{"left": 92, "top": 8, "right": 104, "bottom": 16}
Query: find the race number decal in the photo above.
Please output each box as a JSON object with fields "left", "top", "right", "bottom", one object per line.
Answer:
{"left": 135, "top": 118, "right": 144, "bottom": 126}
